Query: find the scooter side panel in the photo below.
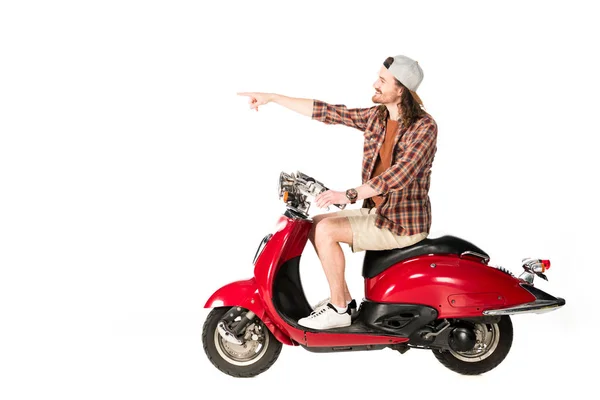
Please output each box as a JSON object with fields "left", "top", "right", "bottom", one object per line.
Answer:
{"left": 252, "top": 215, "right": 313, "bottom": 346}
{"left": 365, "top": 254, "right": 536, "bottom": 319}
{"left": 254, "top": 215, "right": 312, "bottom": 291}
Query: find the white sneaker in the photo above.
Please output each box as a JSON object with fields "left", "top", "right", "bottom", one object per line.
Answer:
{"left": 313, "top": 298, "right": 357, "bottom": 314}
{"left": 298, "top": 303, "right": 351, "bottom": 330}
{"left": 312, "top": 297, "right": 331, "bottom": 310}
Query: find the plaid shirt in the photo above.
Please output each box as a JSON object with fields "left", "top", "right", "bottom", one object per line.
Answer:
{"left": 312, "top": 100, "right": 438, "bottom": 236}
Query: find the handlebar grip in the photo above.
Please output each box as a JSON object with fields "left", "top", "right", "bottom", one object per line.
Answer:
{"left": 322, "top": 186, "right": 346, "bottom": 210}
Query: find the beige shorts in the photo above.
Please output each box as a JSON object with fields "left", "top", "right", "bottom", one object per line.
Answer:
{"left": 333, "top": 207, "right": 428, "bottom": 253}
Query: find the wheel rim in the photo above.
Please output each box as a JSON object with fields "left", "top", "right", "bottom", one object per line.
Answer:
{"left": 213, "top": 320, "right": 269, "bottom": 366}
{"left": 449, "top": 322, "right": 500, "bottom": 362}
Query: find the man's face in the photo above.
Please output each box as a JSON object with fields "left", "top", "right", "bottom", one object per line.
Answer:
{"left": 372, "top": 66, "right": 403, "bottom": 105}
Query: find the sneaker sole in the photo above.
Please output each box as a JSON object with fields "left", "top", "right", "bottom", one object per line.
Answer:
{"left": 299, "top": 321, "right": 351, "bottom": 330}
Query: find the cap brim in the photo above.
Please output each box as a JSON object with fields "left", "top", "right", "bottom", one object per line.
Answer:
{"left": 410, "top": 90, "right": 423, "bottom": 106}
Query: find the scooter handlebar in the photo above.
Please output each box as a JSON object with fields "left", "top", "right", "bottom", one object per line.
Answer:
{"left": 279, "top": 170, "right": 347, "bottom": 214}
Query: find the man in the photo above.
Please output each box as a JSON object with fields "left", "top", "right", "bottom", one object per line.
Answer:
{"left": 238, "top": 55, "right": 437, "bottom": 330}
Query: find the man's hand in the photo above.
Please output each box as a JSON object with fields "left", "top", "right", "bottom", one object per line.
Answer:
{"left": 315, "top": 190, "right": 349, "bottom": 209}
{"left": 237, "top": 92, "right": 273, "bottom": 111}
{"left": 236, "top": 93, "right": 314, "bottom": 117}
{"left": 315, "top": 184, "right": 379, "bottom": 209}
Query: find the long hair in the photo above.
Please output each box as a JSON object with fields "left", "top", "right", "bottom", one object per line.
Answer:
{"left": 376, "top": 56, "right": 425, "bottom": 128}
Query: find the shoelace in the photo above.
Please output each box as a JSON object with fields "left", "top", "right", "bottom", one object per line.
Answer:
{"left": 307, "top": 307, "right": 329, "bottom": 319}
{"left": 312, "top": 298, "right": 330, "bottom": 310}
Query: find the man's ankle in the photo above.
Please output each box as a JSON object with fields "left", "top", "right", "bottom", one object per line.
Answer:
{"left": 331, "top": 303, "right": 348, "bottom": 313}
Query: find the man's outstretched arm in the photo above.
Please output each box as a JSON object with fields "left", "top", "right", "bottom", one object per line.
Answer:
{"left": 238, "top": 92, "right": 313, "bottom": 117}
{"left": 238, "top": 92, "right": 374, "bottom": 132}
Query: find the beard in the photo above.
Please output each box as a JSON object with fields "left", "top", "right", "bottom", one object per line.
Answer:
{"left": 372, "top": 90, "right": 399, "bottom": 105}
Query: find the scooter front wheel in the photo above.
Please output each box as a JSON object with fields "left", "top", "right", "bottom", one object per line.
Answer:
{"left": 202, "top": 307, "right": 282, "bottom": 377}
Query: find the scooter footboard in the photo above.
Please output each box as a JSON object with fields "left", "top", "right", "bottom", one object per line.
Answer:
{"left": 204, "top": 278, "right": 295, "bottom": 346}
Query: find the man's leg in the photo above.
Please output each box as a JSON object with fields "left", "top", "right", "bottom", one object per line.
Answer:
{"left": 311, "top": 216, "right": 354, "bottom": 309}
{"left": 308, "top": 213, "right": 352, "bottom": 303}
{"left": 297, "top": 215, "right": 354, "bottom": 329}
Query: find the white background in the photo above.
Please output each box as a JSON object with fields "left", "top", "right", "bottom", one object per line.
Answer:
{"left": 1, "top": 1, "right": 598, "bottom": 399}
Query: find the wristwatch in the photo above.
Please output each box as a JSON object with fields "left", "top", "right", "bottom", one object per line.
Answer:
{"left": 345, "top": 188, "right": 358, "bottom": 204}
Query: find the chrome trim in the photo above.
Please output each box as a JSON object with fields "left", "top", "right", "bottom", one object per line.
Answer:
{"left": 460, "top": 251, "right": 490, "bottom": 263}
{"left": 253, "top": 234, "right": 272, "bottom": 265}
{"left": 217, "top": 321, "right": 244, "bottom": 345}
{"left": 519, "top": 271, "right": 535, "bottom": 284}
{"left": 482, "top": 298, "right": 565, "bottom": 315}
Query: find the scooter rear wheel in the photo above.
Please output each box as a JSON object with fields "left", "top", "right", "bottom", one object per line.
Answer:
{"left": 432, "top": 315, "right": 513, "bottom": 375}
{"left": 202, "top": 307, "right": 282, "bottom": 377}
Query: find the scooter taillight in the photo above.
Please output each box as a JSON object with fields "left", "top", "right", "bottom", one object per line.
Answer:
{"left": 541, "top": 259, "right": 551, "bottom": 272}
{"left": 520, "top": 258, "right": 552, "bottom": 283}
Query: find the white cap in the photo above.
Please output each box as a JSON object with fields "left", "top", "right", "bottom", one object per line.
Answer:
{"left": 385, "top": 55, "right": 424, "bottom": 92}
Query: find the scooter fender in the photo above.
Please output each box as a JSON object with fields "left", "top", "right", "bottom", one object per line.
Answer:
{"left": 204, "top": 278, "right": 295, "bottom": 346}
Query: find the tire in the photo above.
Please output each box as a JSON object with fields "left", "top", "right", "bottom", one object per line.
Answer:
{"left": 432, "top": 315, "right": 513, "bottom": 375}
{"left": 202, "top": 307, "right": 283, "bottom": 378}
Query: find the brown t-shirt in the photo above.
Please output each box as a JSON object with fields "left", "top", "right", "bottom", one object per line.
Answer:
{"left": 371, "top": 119, "right": 399, "bottom": 208}
{"left": 312, "top": 100, "right": 438, "bottom": 236}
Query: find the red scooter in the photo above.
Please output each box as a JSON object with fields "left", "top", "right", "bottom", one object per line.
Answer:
{"left": 202, "top": 171, "right": 566, "bottom": 377}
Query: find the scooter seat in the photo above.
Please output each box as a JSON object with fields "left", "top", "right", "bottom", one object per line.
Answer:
{"left": 362, "top": 235, "right": 489, "bottom": 278}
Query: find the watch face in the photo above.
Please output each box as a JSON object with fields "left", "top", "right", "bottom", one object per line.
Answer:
{"left": 347, "top": 189, "right": 358, "bottom": 199}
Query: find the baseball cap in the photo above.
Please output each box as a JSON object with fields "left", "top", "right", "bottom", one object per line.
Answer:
{"left": 384, "top": 55, "right": 424, "bottom": 105}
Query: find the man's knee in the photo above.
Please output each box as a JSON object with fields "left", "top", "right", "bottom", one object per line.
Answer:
{"left": 309, "top": 213, "right": 333, "bottom": 243}
{"left": 309, "top": 216, "right": 320, "bottom": 243}
{"left": 314, "top": 218, "right": 339, "bottom": 245}
{"left": 312, "top": 215, "right": 325, "bottom": 225}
